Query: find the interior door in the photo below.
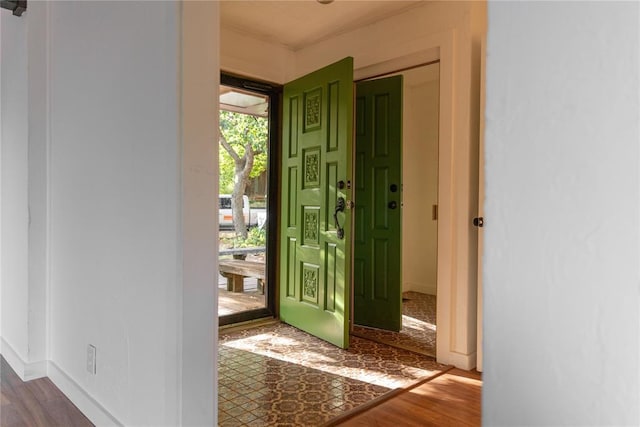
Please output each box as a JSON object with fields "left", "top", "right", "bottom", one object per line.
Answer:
{"left": 353, "top": 76, "right": 403, "bottom": 331}
{"left": 279, "top": 57, "right": 354, "bottom": 348}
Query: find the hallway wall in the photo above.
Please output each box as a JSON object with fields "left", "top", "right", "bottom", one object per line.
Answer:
{"left": 483, "top": 1, "right": 640, "bottom": 425}
{"left": 47, "top": 3, "right": 183, "bottom": 425}
{"left": 0, "top": 9, "right": 30, "bottom": 371}
{"left": 1, "top": 2, "right": 219, "bottom": 426}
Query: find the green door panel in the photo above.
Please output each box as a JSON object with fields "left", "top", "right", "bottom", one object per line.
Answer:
{"left": 354, "top": 75, "right": 403, "bottom": 332}
{"left": 279, "top": 57, "right": 353, "bottom": 349}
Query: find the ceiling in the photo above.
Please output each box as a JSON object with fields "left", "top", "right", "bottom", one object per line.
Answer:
{"left": 220, "top": 0, "right": 425, "bottom": 51}
{"left": 220, "top": 85, "right": 269, "bottom": 117}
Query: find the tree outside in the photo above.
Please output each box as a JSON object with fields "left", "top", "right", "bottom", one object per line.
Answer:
{"left": 219, "top": 110, "right": 268, "bottom": 239}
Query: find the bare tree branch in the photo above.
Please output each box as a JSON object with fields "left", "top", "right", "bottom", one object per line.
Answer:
{"left": 219, "top": 128, "right": 242, "bottom": 163}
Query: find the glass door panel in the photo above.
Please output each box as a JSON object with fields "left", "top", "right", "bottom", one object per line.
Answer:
{"left": 218, "top": 75, "right": 279, "bottom": 325}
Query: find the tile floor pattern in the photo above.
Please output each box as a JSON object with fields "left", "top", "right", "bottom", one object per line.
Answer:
{"left": 218, "top": 322, "right": 447, "bottom": 426}
{"left": 352, "top": 291, "right": 437, "bottom": 357}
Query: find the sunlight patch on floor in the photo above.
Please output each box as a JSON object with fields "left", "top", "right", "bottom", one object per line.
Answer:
{"left": 402, "top": 314, "right": 436, "bottom": 332}
{"left": 223, "top": 329, "right": 436, "bottom": 389}
{"left": 218, "top": 322, "right": 446, "bottom": 426}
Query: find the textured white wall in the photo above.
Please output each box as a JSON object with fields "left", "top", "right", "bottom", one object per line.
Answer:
{"left": 26, "top": 0, "right": 49, "bottom": 371}
{"left": 180, "top": 2, "right": 219, "bottom": 425}
{"left": 1, "top": 2, "right": 53, "bottom": 382}
{"left": 1, "top": 2, "right": 218, "bottom": 424}
{"left": 0, "top": 9, "right": 29, "bottom": 366}
{"left": 484, "top": 1, "right": 639, "bottom": 425}
{"left": 43, "top": 2, "right": 219, "bottom": 425}
{"left": 402, "top": 65, "right": 439, "bottom": 295}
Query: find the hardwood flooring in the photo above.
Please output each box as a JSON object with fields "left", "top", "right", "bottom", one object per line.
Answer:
{"left": 218, "top": 276, "right": 266, "bottom": 316}
{"left": 332, "top": 368, "right": 482, "bottom": 427}
{"left": 0, "top": 356, "right": 93, "bottom": 427}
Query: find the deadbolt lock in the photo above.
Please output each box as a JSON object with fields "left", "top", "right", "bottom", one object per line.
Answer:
{"left": 337, "top": 180, "right": 352, "bottom": 190}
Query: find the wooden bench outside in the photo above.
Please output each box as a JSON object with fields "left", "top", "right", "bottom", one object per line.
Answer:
{"left": 219, "top": 259, "right": 266, "bottom": 293}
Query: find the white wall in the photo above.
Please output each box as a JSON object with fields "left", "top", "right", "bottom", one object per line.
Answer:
{"left": 0, "top": 2, "right": 219, "bottom": 426}
{"left": 484, "top": 1, "right": 639, "bottom": 425}
{"left": 402, "top": 64, "right": 439, "bottom": 295}
{"left": 1, "top": 3, "right": 56, "bottom": 383}
{"left": 0, "top": 8, "right": 30, "bottom": 370}
{"left": 180, "top": 2, "right": 219, "bottom": 425}
{"left": 47, "top": 2, "right": 183, "bottom": 424}
{"left": 26, "top": 0, "right": 49, "bottom": 373}
{"left": 221, "top": 26, "right": 293, "bottom": 84}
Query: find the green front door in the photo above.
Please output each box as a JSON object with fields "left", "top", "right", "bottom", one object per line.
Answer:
{"left": 279, "top": 57, "right": 353, "bottom": 348}
{"left": 354, "top": 76, "right": 403, "bottom": 331}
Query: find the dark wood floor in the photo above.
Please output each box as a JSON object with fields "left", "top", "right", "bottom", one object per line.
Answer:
{"left": 334, "top": 368, "right": 482, "bottom": 427}
{"left": 0, "top": 356, "right": 93, "bottom": 427}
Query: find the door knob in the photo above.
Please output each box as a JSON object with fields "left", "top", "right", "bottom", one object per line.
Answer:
{"left": 388, "top": 201, "right": 397, "bottom": 209}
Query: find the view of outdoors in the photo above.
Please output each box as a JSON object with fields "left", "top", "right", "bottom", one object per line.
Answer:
{"left": 218, "top": 85, "right": 270, "bottom": 317}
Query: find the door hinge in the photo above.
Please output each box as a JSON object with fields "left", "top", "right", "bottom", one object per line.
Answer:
{"left": 473, "top": 217, "right": 484, "bottom": 228}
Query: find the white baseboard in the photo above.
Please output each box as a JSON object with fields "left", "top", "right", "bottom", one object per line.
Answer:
{"left": 25, "top": 359, "right": 48, "bottom": 381}
{"left": 440, "top": 350, "right": 477, "bottom": 371}
{"left": 0, "top": 337, "right": 47, "bottom": 380}
{"left": 47, "top": 361, "right": 123, "bottom": 427}
{"left": 403, "top": 281, "right": 437, "bottom": 296}
{"left": 1, "top": 337, "right": 121, "bottom": 426}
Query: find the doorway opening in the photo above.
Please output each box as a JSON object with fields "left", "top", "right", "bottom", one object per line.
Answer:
{"left": 352, "top": 62, "right": 440, "bottom": 357}
{"left": 218, "top": 73, "right": 280, "bottom": 326}
{"left": 218, "top": 60, "right": 449, "bottom": 426}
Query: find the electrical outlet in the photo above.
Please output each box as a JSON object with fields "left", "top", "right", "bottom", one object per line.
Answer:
{"left": 87, "top": 344, "right": 96, "bottom": 375}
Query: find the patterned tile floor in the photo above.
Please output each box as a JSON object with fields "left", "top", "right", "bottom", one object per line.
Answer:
{"left": 352, "top": 291, "right": 436, "bottom": 357}
{"left": 218, "top": 321, "right": 446, "bottom": 426}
